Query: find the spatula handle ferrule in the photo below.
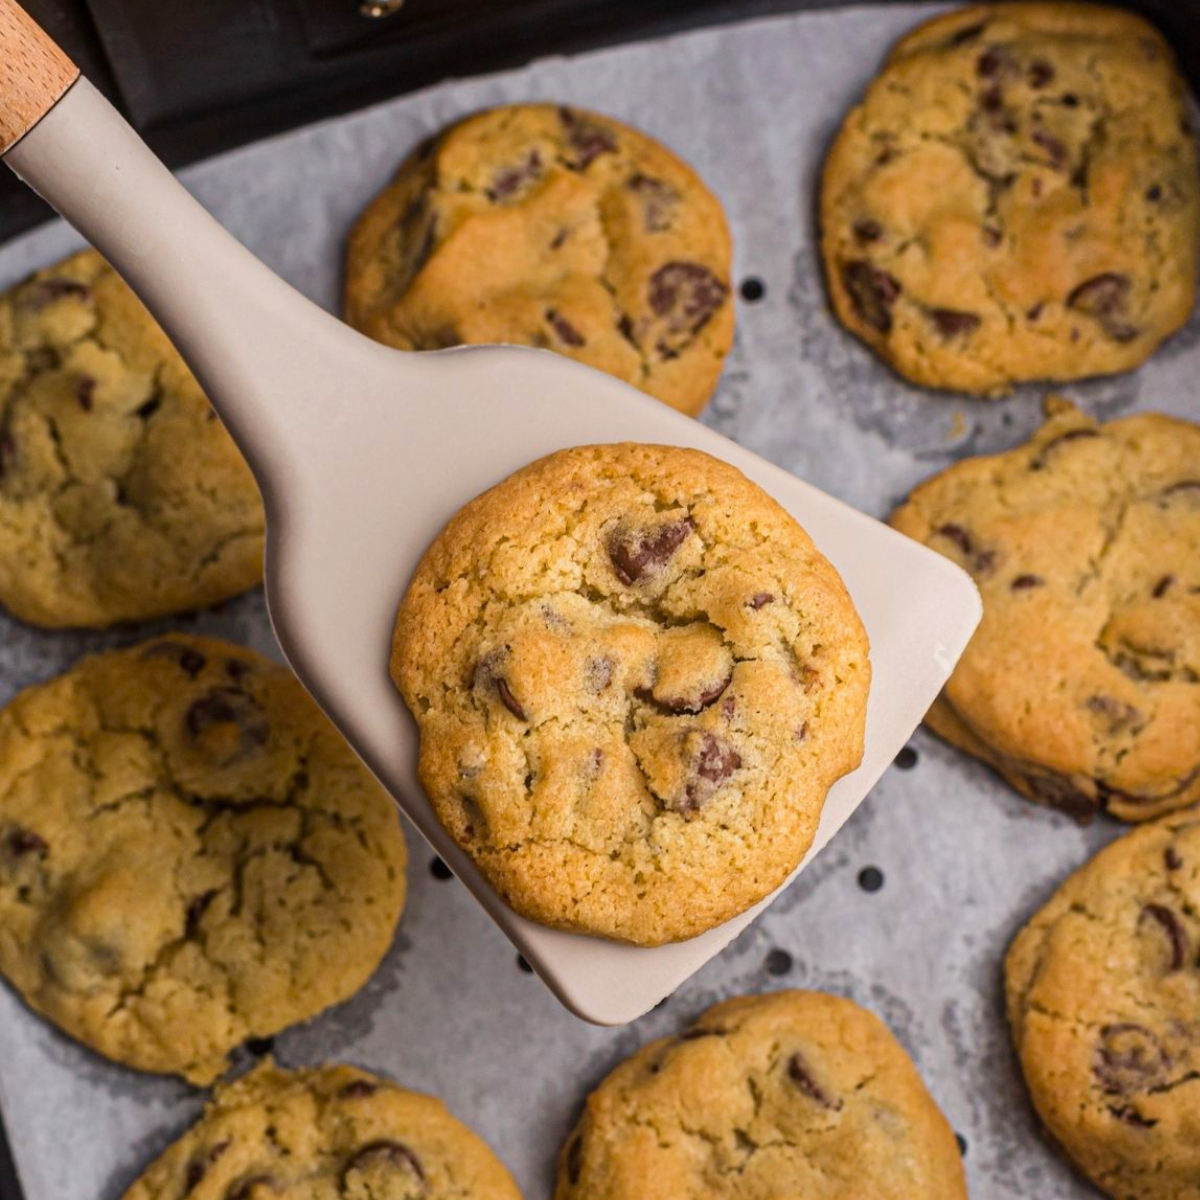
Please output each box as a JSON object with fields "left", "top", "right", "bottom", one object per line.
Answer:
{"left": 0, "top": 0, "right": 79, "bottom": 154}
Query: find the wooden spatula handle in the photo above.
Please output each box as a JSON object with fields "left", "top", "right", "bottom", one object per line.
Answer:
{"left": 0, "top": 0, "right": 79, "bottom": 154}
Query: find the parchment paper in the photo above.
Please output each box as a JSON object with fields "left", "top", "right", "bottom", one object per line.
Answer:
{"left": 1, "top": 5, "right": 1196, "bottom": 1198}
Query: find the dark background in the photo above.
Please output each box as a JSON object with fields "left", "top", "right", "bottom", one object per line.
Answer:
{"left": 0, "top": 0, "right": 1197, "bottom": 1196}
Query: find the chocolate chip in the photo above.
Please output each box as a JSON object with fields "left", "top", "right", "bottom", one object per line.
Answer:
{"left": 1067, "top": 273, "right": 1137, "bottom": 340}
{"left": 136, "top": 391, "right": 162, "bottom": 419}
{"left": 341, "top": 1141, "right": 425, "bottom": 1189}
{"left": 1094, "top": 1024, "right": 1170, "bottom": 1094}
{"left": 339, "top": 1079, "right": 381, "bottom": 1099}
{"left": 627, "top": 173, "right": 678, "bottom": 232}
{"left": 981, "top": 85, "right": 1005, "bottom": 114}
{"left": 1152, "top": 575, "right": 1174, "bottom": 598}
{"left": 1026, "top": 302, "right": 1044, "bottom": 321}
{"left": 185, "top": 688, "right": 270, "bottom": 764}
{"left": 1060, "top": 92, "right": 1079, "bottom": 107}
{"left": 486, "top": 149, "right": 542, "bottom": 201}
{"left": 495, "top": 678, "right": 527, "bottom": 721}
{"left": 639, "top": 673, "right": 732, "bottom": 716}
{"left": 648, "top": 262, "right": 729, "bottom": 340}
{"left": 935, "top": 524, "right": 973, "bottom": 556}
{"left": 1011, "top": 574, "right": 1044, "bottom": 590}
{"left": 20, "top": 278, "right": 90, "bottom": 311}
{"left": 1166, "top": 847, "right": 1183, "bottom": 870}
{"left": 607, "top": 515, "right": 695, "bottom": 585}
{"left": 840, "top": 261, "right": 901, "bottom": 332}
{"left": 977, "top": 49, "right": 1003, "bottom": 77}
{"left": 1140, "top": 904, "right": 1187, "bottom": 970}
{"left": 559, "top": 106, "right": 617, "bottom": 167}
{"left": 6, "top": 827, "right": 47, "bottom": 858}
{"left": 1031, "top": 130, "right": 1068, "bottom": 168}
{"left": 584, "top": 656, "right": 614, "bottom": 693}
{"left": 1146, "top": 184, "right": 1164, "bottom": 203}
{"left": 184, "top": 1142, "right": 230, "bottom": 1194}
{"left": 787, "top": 1051, "right": 842, "bottom": 1110}
{"left": 1086, "top": 695, "right": 1141, "bottom": 733}
{"left": 225, "top": 659, "right": 251, "bottom": 681}
{"left": 565, "top": 1133, "right": 584, "bottom": 1185}
{"left": 1162, "top": 480, "right": 1200, "bottom": 499}
{"left": 1028, "top": 60, "right": 1055, "bottom": 87}
{"left": 1109, "top": 1105, "right": 1157, "bottom": 1128}
{"left": 853, "top": 219, "right": 883, "bottom": 244}
{"left": 748, "top": 592, "right": 774, "bottom": 609}
{"left": 674, "top": 732, "right": 742, "bottom": 816}
{"left": 142, "top": 641, "right": 207, "bottom": 677}
{"left": 545, "top": 309, "right": 585, "bottom": 347}
{"left": 983, "top": 226, "right": 1002, "bottom": 247}
{"left": 76, "top": 376, "right": 95, "bottom": 411}
{"left": 225, "top": 1175, "right": 279, "bottom": 1200}
{"left": 931, "top": 309, "right": 981, "bottom": 339}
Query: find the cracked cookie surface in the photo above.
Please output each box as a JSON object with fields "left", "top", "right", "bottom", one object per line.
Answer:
{"left": 890, "top": 397, "right": 1200, "bottom": 821}
{"left": 1006, "top": 812, "right": 1200, "bottom": 1200}
{"left": 554, "top": 989, "right": 966, "bottom": 1200}
{"left": 392, "top": 444, "right": 869, "bottom": 946}
{"left": 820, "top": 3, "right": 1200, "bottom": 394}
{"left": 0, "top": 636, "right": 407, "bottom": 1084}
{"left": 344, "top": 104, "right": 734, "bottom": 416}
{"left": 0, "top": 249, "right": 264, "bottom": 627}
{"left": 120, "top": 1059, "right": 521, "bottom": 1200}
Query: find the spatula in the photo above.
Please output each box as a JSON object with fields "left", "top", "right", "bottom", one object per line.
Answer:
{"left": 0, "top": 2, "right": 981, "bottom": 1024}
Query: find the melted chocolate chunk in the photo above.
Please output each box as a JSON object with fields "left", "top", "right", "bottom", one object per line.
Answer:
{"left": 931, "top": 309, "right": 981, "bottom": 339}
{"left": 20, "top": 278, "right": 90, "bottom": 311}
{"left": 1162, "top": 480, "right": 1200, "bottom": 499}
{"left": 585, "top": 656, "right": 614, "bottom": 693}
{"left": 1086, "top": 695, "right": 1141, "bottom": 734}
{"left": 628, "top": 174, "right": 678, "bottom": 232}
{"left": 1032, "top": 426, "right": 1100, "bottom": 467}
{"left": 608, "top": 516, "right": 695, "bottom": 585}
{"left": 545, "top": 309, "right": 585, "bottom": 347}
{"left": 1011, "top": 574, "right": 1044, "bottom": 590}
{"left": 495, "top": 678, "right": 527, "bottom": 721}
{"left": 977, "top": 49, "right": 1004, "bottom": 78}
{"left": 841, "top": 261, "right": 901, "bottom": 332}
{"left": 673, "top": 732, "right": 742, "bottom": 816}
{"left": 142, "top": 641, "right": 208, "bottom": 677}
{"left": 1109, "top": 1105, "right": 1157, "bottom": 1128}
{"left": 1152, "top": 575, "right": 1174, "bottom": 598}
{"left": 1067, "top": 273, "right": 1137, "bottom": 341}
{"left": 748, "top": 592, "right": 775, "bottom": 610}
{"left": 853, "top": 219, "right": 883, "bottom": 244}
{"left": 1141, "top": 904, "right": 1187, "bottom": 970}
{"left": 339, "top": 1079, "right": 381, "bottom": 1099}
{"left": 1024, "top": 771, "right": 1098, "bottom": 821}
{"left": 1031, "top": 130, "right": 1068, "bottom": 168}
{"left": 1028, "top": 60, "right": 1055, "bottom": 88}
{"left": 787, "top": 1051, "right": 842, "bottom": 1111}
{"left": 486, "top": 150, "right": 543, "bottom": 201}
{"left": 559, "top": 106, "right": 618, "bottom": 167}
{"left": 185, "top": 688, "right": 270, "bottom": 764}
{"left": 934, "top": 524, "right": 994, "bottom": 574}
{"left": 6, "top": 827, "right": 47, "bottom": 858}
{"left": 648, "top": 262, "right": 729, "bottom": 339}
{"left": 640, "top": 673, "right": 732, "bottom": 716}
{"left": 76, "top": 376, "right": 95, "bottom": 411}
{"left": 1166, "top": 846, "right": 1184, "bottom": 871}
{"left": 184, "top": 1142, "right": 230, "bottom": 1194}
{"left": 1094, "top": 1024, "right": 1171, "bottom": 1094}
{"left": 342, "top": 1141, "right": 424, "bottom": 1186}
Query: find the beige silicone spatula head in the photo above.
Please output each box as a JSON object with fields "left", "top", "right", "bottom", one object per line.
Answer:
{"left": 0, "top": 3, "right": 981, "bottom": 1023}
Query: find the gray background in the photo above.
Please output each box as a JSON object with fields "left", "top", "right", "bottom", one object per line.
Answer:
{"left": 1, "top": 4, "right": 1195, "bottom": 1197}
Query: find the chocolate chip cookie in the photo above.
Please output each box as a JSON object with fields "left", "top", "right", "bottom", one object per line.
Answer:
{"left": 821, "top": 3, "right": 1200, "bottom": 394}
{"left": 345, "top": 104, "right": 734, "bottom": 416}
{"left": 0, "top": 250, "right": 264, "bottom": 627}
{"left": 890, "top": 397, "right": 1200, "bottom": 821}
{"left": 392, "top": 444, "right": 870, "bottom": 945}
{"left": 556, "top": 990, "right": 967, "bottom": 1200}
{"left": 1007, "top": 811, "right": 1200, "bottom": 1200}
{"left": 0, "top": 636, "right": 407, "bottom": 1083}
{"left": 119, "top": 1060, "right": 521, "bottom": 1200}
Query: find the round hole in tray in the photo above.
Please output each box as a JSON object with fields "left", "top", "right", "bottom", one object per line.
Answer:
{"left": 956, "top": 1132, "right": 968, "bottom": 1156}
{"left": 429, "top": 856, "right": 453, "bottom": 880}
{"left": 765, "top": 948, "right": 793, "bottom": 976}
{"left": 739, "top": 277, "right": 766, "bottom": 302}
{"left": 516, "top": 954, "right": 534, "bottom": 974}
{"left": 894, "top": 745, "right": 918, "bottom": 770}
{"left": 857, "top": 866, "right": 885, "bottom": 893}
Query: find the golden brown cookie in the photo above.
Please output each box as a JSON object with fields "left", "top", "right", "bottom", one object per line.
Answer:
{"left": 0, "top": 249, "right": 264, "bottom": 627}
{"left": 392, "top": 444, "right": 869, "bottom": 945}
{"left": 0, "top": 636, "right": 407, "bottom": 1084}
{"left": 345, "top": 104, "right": 734, "bottom": 416}
{"left": 119, "top": 1060, "right": 522, "bottom": 1200}
{"left": 556, "top": 990, "right": 967, "bottom": 1200}
{"left": 1007, "top": 811, "right": 1200, "bottom": 1200}
{"left": 890, "top": 397, "right": 1200, "bottom": 821}
{"left": 821, "top": 3, "right": 1200, "bottom": 394}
